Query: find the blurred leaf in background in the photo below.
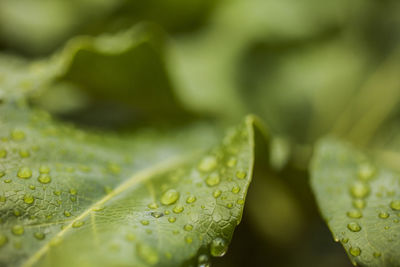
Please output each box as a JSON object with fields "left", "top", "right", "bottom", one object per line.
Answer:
{"left": 2, "top": 0, "right": 400, "bottom": 266}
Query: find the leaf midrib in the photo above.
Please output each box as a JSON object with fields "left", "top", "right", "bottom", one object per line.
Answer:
{"left": 22, "top": 153, "right": 197, "bottom": 267}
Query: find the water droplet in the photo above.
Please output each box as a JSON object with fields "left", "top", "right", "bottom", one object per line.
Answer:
{"left": 185, "top": 236, "right": 193, "bottom": 244}
{"left": 349, "top": 247, "right": 361, "bottom": 256}
{"left": 198, "top": 156, "right": 217, "bottom": 172}
{"left": 173, "top": 205, "right": 184, "bottom": 214}
{"left": 186, "top": 195, "right": 197, "bottom": 204}
{"left": 126, "top": 233, "right": 136, "bottom": 241}
{"left": 17, "top": 167, "right": 32, "bottom": 179}
{"left": 346, "top": 210, "right": 362, "bottom": 219}
{"left": 237, "top": 199, "right": 244, "bottom": 205}
{"left": 0, "top": 149, "right": 7, "bottom": 158}
{"left": 168, "top": 217, "right": 176, "bottom": 223}
{"left": 379, "top": 212, "right": 389, "bottom": 219}
{"left": 39, "top": 165, "right": 50, "bottom": 174}
{"left": 29, "top": 185, "right": 35, "bottom": 190}
{"left": 4, "top": 179, "right": 11, "bottom": 183}
{"left": 23, "top": 194, "right": 34, "bottom": 204}
{"left": 53, "top": 190, "right": 61, "bottom": 196}
{"left": 92, "top": 206, "right": 104, "bottom": 212}
{"left": 206, "top": 173, "right": 220, "bottom": 187}
{"left": 34, "top": 232, "right": 45, "bottom": 240}
{"left": 213, "top": 190, "right": 222, "bottom": 198}
{"left": 161, "top": 189, "right": 180, "bottom": 205}
{"left": 0, "top": 234, "right": 8, "bottom": 247}
{"left": 151, "top": 212, "right": 163, "bottom": 218}
{"left": 352, "top": 199, "right": 366, "bottom": 209}
{"left": 136, "top": 244, "right": 159, "bottom": 265}
{"left": 11, "top": 130, "right": 25, "bottom": 141}
{"left": 148, "top": 203, "right": 158, "bottom": 209}
{"left": 358, "top": 163, "right": 375, "bottom": 180}
{"left": 198, "top": 254, "right": 210, "bottom": 267}
{"left": 231, "top": 186, "right": 240, "bottom": 194}
{"left": 11, "top": 225, "right": 24, "bottom": 235}
{"left": 64, "top": 211, "right": 71, "bottom": 217}
{"left": 72, "top": 221, "right": 84, "bottom": 228}
{"left": 236, "top": 171, "right": 246, "bottom": 180}
{"left": 350, "top": 181, "right": 370, "bottom": 198}
{"left": 141, "top": 220, "right": 150, "bottom": 226}
{"left": 69, "top": 188, "right": 77, "bottom": 195}
{"left": 384, "top": 225, "right": 390, "bottom": 230}
{"left": 164, "top": 210, "right": 170, "bottom": 215}
{"left": 184, "top": 224, "right": 193, "bottom": 231}
{"left": 19, "top": 149, "right": 30, "bottom": 158}
{"left": 210, "top": 237, "right": 228, "bottom": 257}
{"left": 38, "top": 174, "right": 51, "bottom": 184}
{"left": 373, "top": 252, "right": 381, "bottom": 258}
{"left": 70, "top": 196, "right": 77, "bottom": 202}
{"left": 390, "top": 200, "right": 400, "bottom": 211}
{"left": 226, "top": 157, "right": 237, "bottom": 168}
{"left": 226, "top": 203, "right": 234, "bottom": 209}
{"left": 13, "top": 210, "right": 21, "bottom": 217}
{"left": 341, "top": 238, "right": 349, "bottom": 244}
{"left": 347, "top": 222, "right": 361, "bottom": 232}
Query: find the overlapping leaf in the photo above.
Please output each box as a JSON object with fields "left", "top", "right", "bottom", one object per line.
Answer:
{"left": 311, "top": 139, "right": 400, "bottom": 266}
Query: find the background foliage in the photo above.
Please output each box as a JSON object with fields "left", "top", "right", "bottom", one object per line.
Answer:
{"left": 1, "top": 0, "right": 400, "bottom": 266}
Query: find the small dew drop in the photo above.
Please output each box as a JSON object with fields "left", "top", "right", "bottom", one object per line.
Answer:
{"left": 210, "top": 237, "right": 228, "bottom": 257}
{"left": 379, "top": 212, "right": 389, "bottom": 219}
{"left": 11, "top": 130, "right": 25, "bottom": 141}
{"left": 141, "top": 220, "right": 150, "bottom": 226}
{"left": 34, "top": 232, "right": 45, "bottom": 240}
{"left": 69, "top": 188, "right": 77, "bottom": 195}
{"left": 19, "top": 149, "right": 30, "bottom": 158}
{"left": 184, "top": 224, "right": 193, "bottom": 231}
{"left": 347, "top": 222, "right": 361, "bottom": 232}
{"left": 206, "top": 173, "right": 220, "bottom": 187}
{"left": 235, "top": 171, "right": 246, "bottom": 180}
{"left": 72, "top": 221, "right": 84, "bottom": 228}
{"left": 226, "top": 157, "right": 237, "bottom": 168}
{"left": 198, "top": 156, "right": 217, "bottom": 172}
{"left": 0, "top": 149, "right": 7, "bottom": 158}
{"left": 23, "top": 194, "right": 34, "bottom": 204}
{"left": 168, "top": 217, "right": 176, "bottom": 223}
{"left": 237, "top": 199, "right": 245, "bottom": 205}
{"left": 11, "top": 225, "right": 24, "bottom": 236}
{"left": 150, "top": 212, "right": 163, "bottom": 218}
{"left": 29, "top": 185, "right": 35, "bottom": 190}
{"left": 353, "top": 199, "right": 366, "bottom": 209}
{"left": 38, "top": 174, "right": 51, "bottom": 184}
{"left": 173, "top": 205, "right": 184, "bottom": 214}
{"left": 226, "top": 203, "right": 234, "bottom": 209}
{"left": 373, "top": 252, "right": 381, "bottom": 258}
{"left": 349, "top": 247, "right": 361, "bottom": 256}
{"left": 341, "top": 238, "right": 349, "bottom": 244}
{"left": 161, "top": 189, "right": 180, "bottom": 205}
{"left": 390, "top": 200, "right": 400, "bottom": 211}
{"left": 64, "top": 211, "right": 71, "bottom": 217}
{"left": 185, "top": 236, "right": 193, "bottom": 244}
{"left": 346, "top": 210, "right": 362, "bottom": 219}
{"left": 231, "top": 186, "right": 240, "bottom": 194}
{"left": 17, "top": 167, "right": 32, "bottom": 179}
{"left": 148, "top": 203, "right": 158, "bottom": 209}
{"left": 186, "top": 195, "right": 197, "bottom": 204}
{"left": 0, "top": 234, "right": 8, "bottom": 247}
{"left": 213, "top": 190, "right": 222, "bottom": 198}
{"left": 198, "top": 254, "right": 210, "bottom": 267}
{"left": 350, "top": 181, "right": 370, "bottom": 198}
{"left": 358, "top": 163, "right": 375, "bottom": 180}
{"left": 39, "top": 165, "right": 50, "bottom": 174}
{"left": 136, "top": 244, "right": 159, "bottom": 265}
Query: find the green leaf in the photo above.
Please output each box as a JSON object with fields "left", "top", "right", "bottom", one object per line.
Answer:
{"left": 310, "top": 139, "right": 400, "bottom": 266}
{"left": 1, "top": 24, "right": 191, "bottom": 127}
{"left": 0, "top": 100, "right": 266, "bottom": 266}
